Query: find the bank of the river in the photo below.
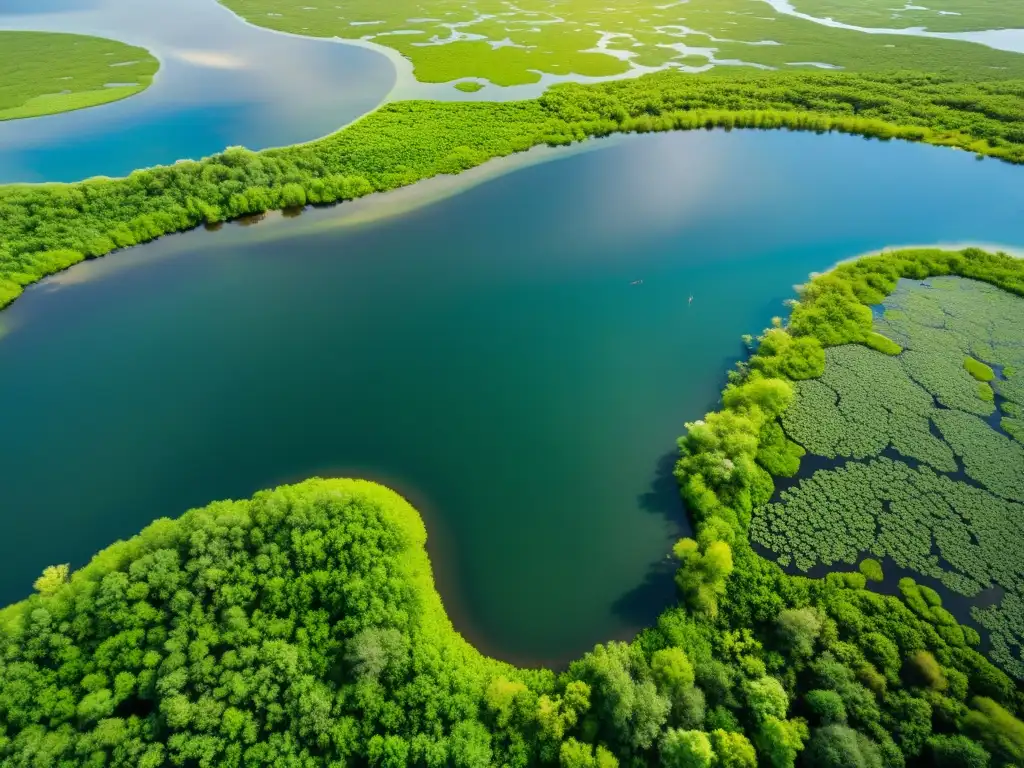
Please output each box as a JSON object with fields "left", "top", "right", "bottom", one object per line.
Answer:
{"left": 2, "top": 68, "right": 1024, "bottom": 310}
{"left": 0, "top": 30, "right": 158, "bottom": 121}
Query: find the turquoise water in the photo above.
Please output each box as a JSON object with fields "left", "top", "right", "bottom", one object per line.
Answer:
{"left": 0, "top": 0, "right": 395, "bottom": 183}
{"left": 1, "top": 130, "right": 1023, "bottom": 664}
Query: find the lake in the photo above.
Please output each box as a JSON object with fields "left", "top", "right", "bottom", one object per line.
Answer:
{"left": 1, "top": 129, "right": 1023, "bottom": 665}
{"left": 0, "top": 0, "right": 395, "bottom": 183}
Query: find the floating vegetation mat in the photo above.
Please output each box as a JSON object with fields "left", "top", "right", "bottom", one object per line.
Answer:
{"left": 751, "top": 277, "right": 1024, "bottom": 676}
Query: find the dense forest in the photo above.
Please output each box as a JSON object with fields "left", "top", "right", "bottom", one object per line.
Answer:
{"left": 2, "top": 70, "right": 1024, "bottom": 309}
{"left": 2, "top": 248, "right": 1024, "bottom": 767}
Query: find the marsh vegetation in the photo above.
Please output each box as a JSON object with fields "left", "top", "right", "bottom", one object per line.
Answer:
{"left": 0, "top": 31, "right": 157, "bottom": 121}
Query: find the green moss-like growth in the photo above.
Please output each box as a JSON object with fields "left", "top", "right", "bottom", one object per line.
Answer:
{"left": 965, "top": 356, "right": 996, "bottom": 382}
{"left": 0, "top": 31, "right": 158, "bottom": 121}
{"left": 752, "top": 268, "right": 1024, "bottom": 679}
{"left": 863, "top": 331, "right": 902, "bottom": 356}
{"left": 859, "top": 558, "right": 884, "bottom": 582}
{"left": 3, "top": 248, "right": 1024, "bottom": 765}
{"left": 0, "top": 479, "right": 548, "bottom": 765}
{"left": 454, "top": 81, "right": 486, "bottom": 93}
{"left": 218, "top": 0, "right": 1024, "bottom": 85}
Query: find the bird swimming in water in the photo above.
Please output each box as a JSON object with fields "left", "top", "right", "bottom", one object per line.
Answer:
{"left": 688, "top": 295, "right": 694, "bottom": 304}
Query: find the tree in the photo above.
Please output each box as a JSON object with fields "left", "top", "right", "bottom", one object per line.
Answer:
{"left": 652, "top": 647, "right": 695, "bottom": 700}
{"left": 905, "top": 651, "right": 947, "bottom": 692}
{"left": 709, "top": 729, "right": 757, "bottom": 768}
{"left": 631, "top": 680, "right": 672, "bottom": 750}
{"left": 776, "top": 608, "right": 822, "bottom": 658}
{"left": 805, "top": 690, "right": 847, "bottom": 726}
{"left": 344, "top": 627, "right": 408, "bottom": 683}
{"left": 858, "top": 559, "right": 884, "bottom": 582}
{"left": 885, "top": 693, "right": 932, "bottom": 757}
{"left": 279, "top": 182, "right": 307, "bottom": 208}
{"left": 676, "top": 687, "right": 706, "bottom": 730}
{"left": 559, "top": 738, "right": 617, "bottom": 768}
{"left": 485, "top": 677, "right": 530, "bottom": 728}
{"left": 861, "top": 633, "right": 901, "bottom": 683}
{"left": 568, "top": 642, "right": 669, "bottom": 750}
{"left": 674, "top": 538, "right": 734, "bottom": 618}
{"left": 449, "top": 721, "right": 492, "bottom": 768}
{"left": 660, "top": 729, "right": 713, "bottom": 768}
{"left": 803, "top": 725, "right": 882, "bottom": 768}
{"left": 927, "top": 734, "right": 990, "bottom": 768}
{"left": 33, "top": 563, "right": 70, "bottom": 596}
{"left": 963, "top": 697, "right": 1024, "bottom": 766}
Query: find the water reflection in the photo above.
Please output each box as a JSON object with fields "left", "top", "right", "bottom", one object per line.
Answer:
{"left": 0, "top": 0, "right": 396, "bottom": 182}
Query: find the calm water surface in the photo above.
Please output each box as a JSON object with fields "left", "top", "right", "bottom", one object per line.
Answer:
{"left": 0, "top": 0, "right": 395, "bottom": 183}
{"left": 2, "top": 130, "right": 1024, "bottom": 664}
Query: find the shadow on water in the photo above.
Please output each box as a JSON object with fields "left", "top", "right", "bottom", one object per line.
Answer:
{"left": 608, "top": 349, "right": 752, "bottom": 644}
{"left": 637, "top": 449, "right": 687, "bottom": 527}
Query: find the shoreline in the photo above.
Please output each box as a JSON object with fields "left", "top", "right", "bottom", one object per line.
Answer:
{"left": 804, "top": 240, "right": 1024, "bottom": 286}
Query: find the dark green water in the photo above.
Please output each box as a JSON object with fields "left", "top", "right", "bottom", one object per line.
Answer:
{"left": 2, "top": 131, "right": 1024, "bottom": 665}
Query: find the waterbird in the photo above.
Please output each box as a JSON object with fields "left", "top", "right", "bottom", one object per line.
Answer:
{"left": 688, "top": 295, "right": 693, "bottom": 304}
{"left": 630, "top": 279, "right": 643, "bottom": 286}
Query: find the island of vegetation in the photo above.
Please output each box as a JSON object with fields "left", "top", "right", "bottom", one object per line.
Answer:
{"left": 0, "top": 31, "right": 158, "bottom": 121}
{"left": 216, "top": 0, "right": 1024, "bottom": 86}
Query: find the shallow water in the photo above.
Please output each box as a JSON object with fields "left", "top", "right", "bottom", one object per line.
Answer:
{"left": 760, "top": 0, "right": 1024, "bottom": 53}
{"left": 1, "top": 130, "right": 1023, "bottom": 665}
{"left": 0, "top": 0, "right": 395, "bottom": 182}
